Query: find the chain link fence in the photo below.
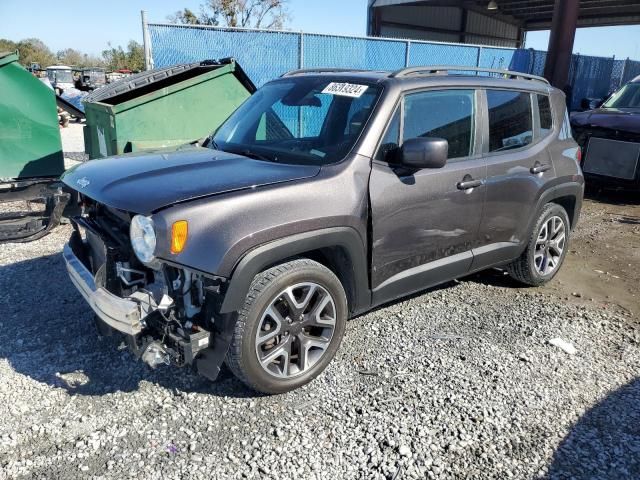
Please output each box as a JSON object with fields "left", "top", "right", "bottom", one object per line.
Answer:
{"left": 147, "top": 22, "right": 640, "bottom": 111}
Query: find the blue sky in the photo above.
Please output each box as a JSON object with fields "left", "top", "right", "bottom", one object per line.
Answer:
{"left": 1, "top": 0, "right": 639, "bottom": 60}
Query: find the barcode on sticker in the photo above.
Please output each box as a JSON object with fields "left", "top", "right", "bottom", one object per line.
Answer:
{"left": 322, "top": 82, "right": 369, "bottom": 98}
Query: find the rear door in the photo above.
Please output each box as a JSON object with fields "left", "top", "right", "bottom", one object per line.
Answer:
{"left": 472, "top": 89, "right": 557, "bottom": 269}
{"left": 369, "top": 88, "right": 487, "bottom": 305}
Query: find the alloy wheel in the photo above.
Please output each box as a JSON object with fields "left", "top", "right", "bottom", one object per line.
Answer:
{"left": 255, "top": 282, "right": 336, "bottom": 378}
{"left": 534, "top": 215, "right": 566, "bottom": 276}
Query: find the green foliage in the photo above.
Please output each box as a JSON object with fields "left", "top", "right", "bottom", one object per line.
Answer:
{"left": 0, "top": 37, "right": 56, "bottom": 68}
{"left": 101, "top": 40, "right": 145, "bottom": 72}
{"left": 56, "top": 48, "right": 104, "bottom": 68}
{"left": 1, "top": 37, "right": 142, "bottom": 72}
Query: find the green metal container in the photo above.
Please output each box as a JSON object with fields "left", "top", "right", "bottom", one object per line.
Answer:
{"left": 83, "top": 59, "right": 255, "bottom": 159}
{"left": 0, "top": 51, "right": 64, "bottom": 180}
{"left": 0, "top": 51, "right": 68, "bottom": 243}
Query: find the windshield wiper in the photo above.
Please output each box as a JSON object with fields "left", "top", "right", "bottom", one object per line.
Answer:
{"left": 240, "top": 149, "right": 278, "bottom": 163}
{"left": 207, "top": 137, "right": 220, "bottom": 150}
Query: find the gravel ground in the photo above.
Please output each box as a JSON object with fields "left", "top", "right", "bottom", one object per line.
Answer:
{"left": 61, "top": 122, "right": 88, "bottom": 168}
{"left": 0, "top": 220, "right": 638, "bottom": 479}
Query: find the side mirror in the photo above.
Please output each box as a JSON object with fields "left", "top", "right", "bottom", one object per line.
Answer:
{"left": 400, "top": 137, "right": 448, "bottom": 169}
{"left": 580, "top": 97, "right": 603, "bottom": 111}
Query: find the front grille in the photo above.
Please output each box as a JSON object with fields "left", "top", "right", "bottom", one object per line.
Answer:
{"left": 73, "top": 202, "right": 141, "bottom": 296}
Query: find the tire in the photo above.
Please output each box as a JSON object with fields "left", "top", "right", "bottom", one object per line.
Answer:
{"left": 507, "top": 203, "right": 570, "bottom": 286}
{"left": 226, "top": 259, "right": 348, "bottom": 394}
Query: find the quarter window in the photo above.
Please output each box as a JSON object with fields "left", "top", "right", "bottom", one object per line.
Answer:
{"left": 403, "top": 90, "right": 475, "bottom": 159}
{"left": 537, "top": 94, "right": 553, "bottom": 135}
{"left": 375, "top": 107, "right": 400, "bottom": 162}
{"left": 487, "top": 90, "right": 533, "bottom": 152}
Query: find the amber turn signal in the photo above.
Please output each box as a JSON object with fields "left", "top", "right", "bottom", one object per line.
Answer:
{"left": 170, "top": 220, "right": 188, "bottom": 254}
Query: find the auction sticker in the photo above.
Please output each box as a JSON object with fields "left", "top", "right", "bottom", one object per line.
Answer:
{"left": 322, "top": 82, "right": 369, "bottom": 98}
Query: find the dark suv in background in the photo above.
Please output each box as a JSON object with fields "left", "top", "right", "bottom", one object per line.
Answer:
{"left": 61, "top": 66, "right": 584, "bottom": 394}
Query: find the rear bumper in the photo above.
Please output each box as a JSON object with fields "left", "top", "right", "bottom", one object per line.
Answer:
{"left": 62, "top": 243, "right": 147, "bottom": 336}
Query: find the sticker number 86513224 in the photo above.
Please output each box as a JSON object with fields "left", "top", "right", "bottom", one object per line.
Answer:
{"left": 321, "top": 82, "right": 369, "bottom": 98}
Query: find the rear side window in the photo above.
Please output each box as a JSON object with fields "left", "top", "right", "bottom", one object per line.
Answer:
{"left": 537, "top": 94, "right": 553, "bottom": 135}
{"left": 487, "top": 90, "right": 533, "bottom": 152}
{"left": 403, "top": 89, "right": 475, "bottom": 159}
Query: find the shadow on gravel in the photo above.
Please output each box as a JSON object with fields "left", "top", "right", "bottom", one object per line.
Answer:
{"left": 0, "top": 253, "right": 257, "bottom": 399}
{"left": 462, "top": 268, "right": 521, "bottom": 289}
{"left": 547, "top": 378, "right": 640, "bottom": 480}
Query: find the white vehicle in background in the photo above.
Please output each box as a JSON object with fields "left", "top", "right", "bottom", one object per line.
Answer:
{"left": 46, "top": 65, "right": 74, "bottom": 93}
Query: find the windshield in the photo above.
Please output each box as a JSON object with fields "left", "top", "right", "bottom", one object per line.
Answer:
{"left": 603, "top": 83, "right": 640, "bottom": 109}
{"left": 212, "top": 77, "right": 382, "bottom": 165}
{"left": 48, "top": 69, "right": 73, "bottom": 84}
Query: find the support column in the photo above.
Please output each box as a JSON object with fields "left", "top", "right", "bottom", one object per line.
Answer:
{"left": 141, "top": 10, "right": 152, "bottom": 71}
{"left": 543, "top": 0, "right": 579, "bottom": 88}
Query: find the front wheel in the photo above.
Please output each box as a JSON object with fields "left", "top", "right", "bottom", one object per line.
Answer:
{"left": 226, "top": 259, "right": 347, "bottom": 394}
{"left": 507, "top": 203, "right": 570, "bottom": 286}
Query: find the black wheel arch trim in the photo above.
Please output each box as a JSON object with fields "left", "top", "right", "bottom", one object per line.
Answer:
{"left": 219, "top": 226, "right": 371, "bottom": 315}
{"left": 533, "top": 181, "right": 584, "bottom": 230}
{"left": 519, "top": 181, "right": 583, "bottom": 259}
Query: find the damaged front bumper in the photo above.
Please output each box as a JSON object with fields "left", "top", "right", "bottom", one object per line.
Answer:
{"left": 63, "top": 243, "right": 151, "bottom": 336}
{"left": 62, "top": 236, "right": 233, "bottom": 382}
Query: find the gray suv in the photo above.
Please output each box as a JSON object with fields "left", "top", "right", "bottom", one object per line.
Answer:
{"left": 61, "top": 66, "right": 584, "bottom": 393}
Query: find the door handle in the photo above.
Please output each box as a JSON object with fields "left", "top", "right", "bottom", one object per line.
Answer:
{"left": 457, "top": 179, "right": 482, "bottom": 190}
{"left": 530, "top": 164, "right": 551, "bottom": 174}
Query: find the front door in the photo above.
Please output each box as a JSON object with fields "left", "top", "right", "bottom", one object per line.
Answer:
{"left": 369, "top": 89, "right": 486, "bottom": 306}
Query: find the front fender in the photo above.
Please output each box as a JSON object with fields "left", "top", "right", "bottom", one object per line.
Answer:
{"left": 219, "top": 227, "right": 371, "bottom": 315}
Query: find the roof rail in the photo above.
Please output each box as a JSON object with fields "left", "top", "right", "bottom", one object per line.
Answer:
{"left": 390, "top": 65, "right": 550, "bottom": 84}
{"left": 282, "top": 68, "right": 367, "bottom": 77}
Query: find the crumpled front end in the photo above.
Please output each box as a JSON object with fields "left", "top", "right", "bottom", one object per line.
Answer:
{"left": 62, "top": 196, "right": 233, "bottom": 380}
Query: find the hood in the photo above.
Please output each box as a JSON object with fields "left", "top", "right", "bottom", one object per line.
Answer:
{"left": 571, "top": 107, "right": 640, "bottom": 135}
{"left": 61, "top": 147, "right": 320, "bottom": 214}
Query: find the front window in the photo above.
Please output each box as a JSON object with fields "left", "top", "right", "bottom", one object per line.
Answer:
{"left": 603, "top": 83, "right": 640, "bottom": 109}
{"left": 212, "top": 77, "right": 382, "bottom": 165}
{"left": 403, "top": 89, "right": 475, "bottom": 159}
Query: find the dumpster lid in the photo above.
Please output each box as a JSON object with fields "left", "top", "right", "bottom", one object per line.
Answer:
{"left": 86, "top": 58, "right": 256, "bottom": 105}
{"left": 0, "top": 51, "right": 19, "bottom": 68}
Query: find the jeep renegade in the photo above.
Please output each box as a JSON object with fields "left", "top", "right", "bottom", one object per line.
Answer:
{"left": 61, "top": 66, "right": 584, "bottom": 394}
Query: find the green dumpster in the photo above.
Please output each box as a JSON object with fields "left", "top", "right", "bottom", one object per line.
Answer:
{"left": 83, "top": 58, "right": 256, "bottom": 159}
{"left": 0, "top": 51, "right": 64, "bottom": 180}
{"left": 0, "top": 51, "right": 68, "bottom": 243}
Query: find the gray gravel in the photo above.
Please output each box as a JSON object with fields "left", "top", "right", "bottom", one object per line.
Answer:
{"left": 0, "top": 225, "right": 638, "bottom": 479}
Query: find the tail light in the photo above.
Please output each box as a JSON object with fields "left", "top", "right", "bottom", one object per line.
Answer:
{"left": 575, "top": 147, "right": 582, "bottom": 165}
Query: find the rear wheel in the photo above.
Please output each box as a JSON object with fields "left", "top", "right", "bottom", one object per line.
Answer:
{"left": 226, "top": 259, "right": 347, "bottom": 394}
{"left": 507, "top": 203, "right": 570, "bottom": 286}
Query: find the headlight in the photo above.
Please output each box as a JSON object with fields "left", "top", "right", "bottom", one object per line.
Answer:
{"left": 130, "top": 215, "right": 157, "bottom": 264}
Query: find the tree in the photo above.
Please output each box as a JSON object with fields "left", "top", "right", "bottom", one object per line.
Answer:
{"left": 0, "top": 38, "right": 57, "bottom": 68}
{"left": 57, "top": 48, "right": 104, "bottom": 67}
{"left": 168, "top": 8, "right": 212, "bottom": 25}
{"left": 102, "top": 40, "right": 144, "bottom": 71}
{"left": 0, "top": 38, "right": 17, "bottom": 53}
{"left": 169, "top": 0, "right": 290, "bottom": 29}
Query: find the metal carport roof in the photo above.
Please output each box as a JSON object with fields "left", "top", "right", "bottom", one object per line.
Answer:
{"left": 369, "top": 0, "right": 640, "bottom": 30}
